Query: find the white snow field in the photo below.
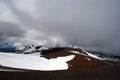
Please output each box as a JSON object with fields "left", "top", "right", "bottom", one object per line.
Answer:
{"left": 0, "top": 52, "right": 75, "bottom": 71}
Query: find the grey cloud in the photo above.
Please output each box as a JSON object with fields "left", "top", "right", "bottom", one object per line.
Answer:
{"left": 0, "top": 22, "right": 26, "bottom": 40}
{"left": 0, "top": 0, "right": 120, "bottom": 55}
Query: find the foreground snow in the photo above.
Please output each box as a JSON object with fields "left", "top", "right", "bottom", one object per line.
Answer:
{"left": 0, "top": 52, "right": 75, "bottom": 71}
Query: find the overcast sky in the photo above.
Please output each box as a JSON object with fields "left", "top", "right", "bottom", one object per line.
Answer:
{"left": 0, "top": 0, "right": 120, "bottom": 55}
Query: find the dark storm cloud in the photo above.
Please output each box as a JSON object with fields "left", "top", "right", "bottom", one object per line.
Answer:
{"left": 0, "top": 0, "right": 120, "bottom": 55}
{"left": 0, "top": 22, "right": 26, "bottom": 40}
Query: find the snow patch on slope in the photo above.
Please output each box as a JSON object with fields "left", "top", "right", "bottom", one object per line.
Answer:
{"left": 0, "top": 52, "right": 75, "bottom": 71}
{"left": 82, "top": 50, "right": 103, "bottom": 60}
{"left": 70, "top": 50, "right": 103, "bottom": 60}
{"left": 70, "top": 51, "right": 80, "bottom": 54}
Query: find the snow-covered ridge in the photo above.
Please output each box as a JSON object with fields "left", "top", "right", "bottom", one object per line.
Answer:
{"left": 69, "top": 50, "right": 103, "bottom": 60}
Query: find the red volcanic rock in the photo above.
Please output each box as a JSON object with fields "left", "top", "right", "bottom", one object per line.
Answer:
{"left": 41, "top": 47, "right": 110, "bottom": 70}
